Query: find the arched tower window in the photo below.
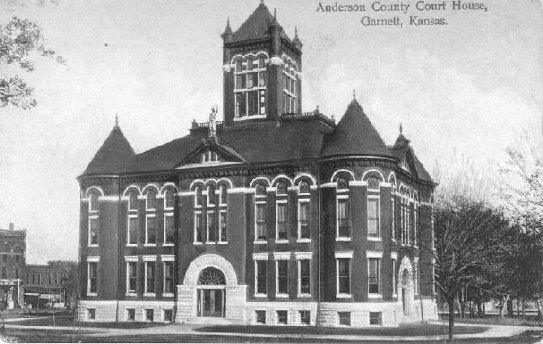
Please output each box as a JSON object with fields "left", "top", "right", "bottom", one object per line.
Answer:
{"left": 234, "top": 52, "right": 268, "bottom": 119}
{"left": 282, "top": 56, "right": 298, "bottom": 113}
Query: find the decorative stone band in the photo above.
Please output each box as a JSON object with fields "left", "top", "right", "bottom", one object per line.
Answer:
{"left": 269, "top": 56, "right": 283, "bottom": 65}
{"left": 366, "top": 250, "right": 383, "bottom": 259}
{"left": 334, "top": 251, "right": 353, "bottom": 259}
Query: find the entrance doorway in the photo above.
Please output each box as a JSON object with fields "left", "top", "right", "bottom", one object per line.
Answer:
{"left": 401, "top": 269, "right": 412, "bottom": 316}
{"left": 196, "top": 267, "right": 226, "bottom": 318}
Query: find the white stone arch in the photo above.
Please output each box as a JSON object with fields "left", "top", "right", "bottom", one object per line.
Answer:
{"left": 183, "top": 254, "right": 238, "bottom": 287}
{"left": 330, "top": 169, "right": 355, "bottom": 183}
{"left": 362, "top": 169, "right": 385, "bottom": 182}
{"left": 271, "top": 174, "right": 294, "bottom": 187}
{"left": 293, "top": 173, "right": 316, "bottom": 186}
{"left": 159, "top": 182, "right": 178, "bottom": 196}
{"left": 230, "top": 51, "right": 269, "bottom": 65}
{"left": 85, "top": 186, "right": 104, "bottom": 198}
{"left": 216, "top": 178, "right": 233, "bottom": 189}
{"left": 250, "top": 177, "right": 271, "bottom": 188}
{"left": 387, "top": 172, "right": 397, "bottom": 185}
{"left": 189, "top": 179, "right": 206, "bottom": 192}
{"left": 141, "top": 183, "right": 160, "bottom": 195}
{"left": 122, "top": 184, "right": 142, "bottom": 197}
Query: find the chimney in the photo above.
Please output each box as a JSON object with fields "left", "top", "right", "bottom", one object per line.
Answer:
{"left": 8, "top": 223, "right": 14, "bottom": 231}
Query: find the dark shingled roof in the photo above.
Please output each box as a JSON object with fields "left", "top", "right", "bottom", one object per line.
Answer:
{"left": 232, "top": 3, "right": 274, "bottom": 42}
{"left": 83, "top": 125, "right": 135, "bottom": 175}
{"left": 127, "top": 120, "right": 333, "bottom": 173}
{"left": 321, "top": 99, "right": 393, "bottom": 158}
{"left": 390, "top": 133, "right": 432, "bottom": 182}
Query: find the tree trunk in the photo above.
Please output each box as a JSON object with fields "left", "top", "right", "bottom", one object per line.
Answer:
{"left": 522, "top": 300, "right": 526, "bottom": 319}
{"left": 477, "top": 301, "right": 482, "bottom": 317}
{"left": 536, "top": 298, "right": 542, "bottom": 320}
{"left": 448, "top": 297, "right": 455, "bottom": 342}
{"left": 507, "top": 298, "right": 513, "bottom": 317}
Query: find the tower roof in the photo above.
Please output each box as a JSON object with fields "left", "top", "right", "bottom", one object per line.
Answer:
{"left": 83, "top": 123, "right": 135, "bottom": 175}
{"left": 321, "top": 99, "right": 392, "bottom": 158}
{"left": 390, "top": 125, "right": 432, "bottom": 182}
{"left": 231, "top": 2, "right": 277, "bottom": 42}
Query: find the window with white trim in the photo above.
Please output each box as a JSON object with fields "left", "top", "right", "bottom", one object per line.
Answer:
{"left": 234, "top": 54, "right": 267, "bottom": 118}
{"left": 164, "top": 188, "right": 175, "bottom": 210}
{"left": 413, "top": 197, "right": 418, "bottom": 246}
{"left": 300, "top": 310, "right": 310, "bottom": 325}
{"left": 126, "top": 262, "right": 137, "bottom": 294}
{"left": 219, "top": 210, "right": 227, "bottom": 243}
{"left": 298, "top": 259, "right": 310, "bottom": 296}
{"left": 87, "top": 308, "right": 96, "bottom": 320}
{"left": 338, "top": 312, "right": 351, "bottom": 326}
{"left": 128, "top": 190, "right": 138, "bottom": 211}
{"left": 337, "top": 258, "right": 351, "bottom": 295}
{"left": 207, "top": 185, "right": 216, "bottom": 207}
{"left": 194, "top": 212, "right": 203, "bottom": 243}
{"left": 195, "top": 186, "right": 203, "bottom": 208}
{"left": 391, "top": 194, "right": 396, "bottom": 241}
{"left": 298, "top": 200, "right": 310, "bottom": 240}
{"left": 255, "top": 260, "right": 267, "bottom": 296}
{"left": 146, "top": 189, "right": 157, "bottom": 211}
{"left": 282, "top": 55, "right": 298, "bottom": 113}
{"left": 89, "top": 193, "right": 99, "bottom": 212}
{"left": 255, "top": 184, "right": 267, "bottom": 242}
{"left": 276, "top": 201, "right": 288, "bottom": 241}
{"left": 128, "top": 215, "right": 138, "bottom": 246}
{"left": 337, "top": 196, "right": 350, "bottom": 239}
{"left": 164, "top": 214, "right": 174, "bottom": 245}
{"left": 145, "top": 261, "right": 155, "bottom": 294}
{"left": 163, "top": 261, "right": 174, "bottom": 294}
{"left": 88, "top": 216, "right": 99, "bottom": 246}
{"left": 207, "top": 211, "right": 216, "bottom": 242}
{"left": 370, "top": 312, "right": 382, "bottom": 326}
{"left": 219, "top": 185, "right": 228, "bottom": 206}
{"left": 414, "top": 260, "right": 419, "bottom": 295}
{"left": 145, "top": 215, "right": 156, "bottom": 245}
{"left": 201, "top": 150, "right": 219, "bottom": 163}
{"left": 276, "top": 259, "right": 289, "bottom": 296}
{"left": 367, "top": 197, "right": 380, "bottom": 238}
{"left": 87, "top": 262, "right": 97, "bottom": 295}
{"left": 392, "top": 258, "right": 397, "bottom": 295}
{"left": 368, "top": 258, "right": 380, "bottom": 294}
{"left": 277, "top": 310, "right": 288, "bottom": 325}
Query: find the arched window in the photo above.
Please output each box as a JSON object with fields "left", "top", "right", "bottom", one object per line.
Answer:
{"left": 255, "top": 183, "right": 268, "bottom": 242}
{"left": 89, "top": 193, "right": 99, "bottom": 212}
{"left": 234, "top": 53, "right": 267, "bottom": 119}
{"left": 276, "top": 182, "right": 287, "bottom": 196}
{"left": 198, "top": 267, "right": 226, "bottom": 285}
{"left": 282, "top": 55, "right": 298, "bottom": 113}
{"left": 128, "top": 190, "right": 138, "bottom": 211}
{"left": 195, "top": 186, "right": 203, "bottom": 207}
{"left": 207, "top": 185, "right": 216, "bottom": 206}
{"left": 164, "top": 188, "right": 175, "bottom": 210}
{"left": 298, "top": 181, "right": 310, "bottom": 195}
{"left": 146, "top": 189, "right": 157, "bottom": 210}
{"left": 367, "top": 177, "right": 380, "bottom": 191}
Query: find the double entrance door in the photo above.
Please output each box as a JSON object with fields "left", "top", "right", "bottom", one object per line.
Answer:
{"left": 197, "top": 288, "right": 225, "bottom": 317}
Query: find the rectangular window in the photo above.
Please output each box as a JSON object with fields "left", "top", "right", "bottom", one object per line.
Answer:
{"left": 414, "top": 205, "right": 418, "bottom": 245}
{"left": 145, "top": 262, "right": 155, "bottom": 294}
{"left": 391, "top": 197, "right": 396, "bottom": 240}
{"left": 235, "top": 92, "right": 246, "bottom": 117}
{"left": 128, "top": 216, "right": 138, "bottom": 245}
{"left": 15, "top": 255, "right": 20, "bottom": 264}
{"left": 414, "top": 261, "right": 419, "bottom": 294}
{"left": 194, "top": 212, "right": 203, "bottom": 243}
{"left": 298, "top": 201, "right": 310, "bottom": 240}
{"left": 256, "top": 260, "right": 267, "bottom": 295}
{"left": 1, "top": 267, "right": 6, "bottom": 279}
{"left": 207, "top": 212, "right": 216, "bottom": 242}
{"left": 392, "top": 259, "right": 397, "bottom": 295}
{"left": 146, "top": 309, "right": 154, "bottom": 322}
{"left": 165, "top": 191, "right": 175, "bottom": 209}
{"left": 163, "top": 261, "right": 174, "bottom": 294}
{"left": 164, "top": 215, "right": 174, "bottom": 244}
{"left": 127, "top": 308, "right": 135, "bottom": 321}
{"left": 300, "top": 311, "right": 310, "bottom": 325}
{"left": 276, "top": 260, "right": 288, "bottom": 295}
{"left": 256, "top": 310, "right": 266, "bottom": 324}
{"left": 235, "top": 75, "right": 245, "bottom": 90}
{"left": 127, "top": 262, "right": 137, "bottom": 294}
{"left": 163, "top": 309, "right": 173, "bottom": 322}
{"left": 146, "top": 193, "right": 157, "bottom": 210}
{"left": 146, "top": 216, "right": 156, "bottom": 245}
{"left": 247, "top": 72, "right": 258, "bottom": 89}
{"left": 258, "top": 72, "right": 266, "bottom": 87}
{"left": 370, "top": 312, "right": 382, "bottom": 326}
{"left": 277, "top": 310, "right": 288, "bottom": 325}
{"left": 276, "top": 203, "right": 288, "bottom": 240}
{"left": 337, "top": 198, "right": 350, "bottom": 238}
{"left": 367, "top": 198, "right": 380, "bottom": 237}
{"left": 87, "top": 308, "right": 96, "bottom": 320}
{"left": 369, "top": 258, "right": 380, "bottom": 294}
{"left": 255, "top": 203, "right": 267, "bottom": 241}
{"left": 338, "top": 312, "right": 351, "bottom": 326}
{"left": 248, "top": 90, "right": 259, "bottom": 116}
{"left": 219, "top": 211, "right": 227, "bottom": 242}
{"left": 129, "top": 192, "right": 138, "bottom": 211}
{"left": 89, "top": 217, "right": 99, "bottom": 246}
{"left": 88, "top": 262, "right": 97, "bottom": 294}
{"left": 299, "top": 259, "right": 310, "bottom": 296}
{"left": 337, "top": 258, "right": 350, "bottom": 295}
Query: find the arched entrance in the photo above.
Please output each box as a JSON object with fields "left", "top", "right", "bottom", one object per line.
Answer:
{"left": 197, "top": 267, "right": 226, "bottom": 317}
{"left": 177, "top": 254, "right": 246, "bottom": 322}
{"left": 398, "top": 256, "right": 414, "bottom": 316}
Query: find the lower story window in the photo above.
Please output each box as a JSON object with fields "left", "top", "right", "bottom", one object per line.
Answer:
{"left": 300, "top": 310, "right": 310, "bottom": 325}
{"left": 370, "top": 312, "right": 382, "bottom": 326}
{"left": 277, "top": 310, "right": 288, "bottom": 325}
{"left": 256, "top": 310, "right": 266, "bottom": 324}
{"left": 87, "top": 308, "right": 96, "bottom": 320}
{"left": 338, "top": 312, "right": 351, "bottom": 326}
{"left": 127, "top": 308, "right": 135, "bottom": 321}
{"left": 146, "top": 309, "right": 154, "bottom": 322}
{"left": 164, "top": 309, "right": 173, "bottom": 322}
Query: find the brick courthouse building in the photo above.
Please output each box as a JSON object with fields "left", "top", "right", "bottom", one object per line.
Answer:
{"left": 77, "top": 2, "right": 437, "bottom": 326}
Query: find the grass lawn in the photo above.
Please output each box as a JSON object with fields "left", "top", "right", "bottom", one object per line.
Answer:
{"left": 194, "top": 323, "right": 488, "bottom": 336}
{"left": 1, "top": 329, "right": 542, "bottom": 343}
{"left": 8, "top": 315, "right": 169, "bottom": 328}
{"left": 441, "top": 314, "right": 543, "bottom": 327}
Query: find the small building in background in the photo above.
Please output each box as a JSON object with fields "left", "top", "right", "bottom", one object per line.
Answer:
{"left": 0, "top": 223, "right": 26, "bottom": 309}
{"left": 24, "top": 263, "right": 66, "bottom": 308}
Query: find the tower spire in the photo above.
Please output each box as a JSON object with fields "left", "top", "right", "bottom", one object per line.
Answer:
{"left": 353, "top": 89, "right": 356, "bottom": 101}
{"left": 399, "top": 123, "right": 403, "bottom": 134}
{"left": 115, "top": 113, "right": 119, "bottom": 127}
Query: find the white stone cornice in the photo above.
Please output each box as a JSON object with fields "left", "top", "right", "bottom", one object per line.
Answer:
{"left": 269, "top": 56, "right": 283, "bottom": 65}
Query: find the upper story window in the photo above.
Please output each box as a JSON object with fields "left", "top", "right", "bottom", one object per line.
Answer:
{"left": 89, "top": 193, "right": 99, "bottom": 212}
{"left": 201, "top": 150, "right": 219, "bottom": 163}
{"left": 220, "top": 185, "right": 228, "bottom": 206}
{"left": 218, "top": 184, "right": 229, "bottom": 243}
{"left": 207, "top": 185, "right": 216, "bottom": 206}
{"left": 254, "top": 183, "right": 268, "bottom": 242}
{"left": 164, "top": 188, "right": 175, "bottom": 210}
{"left": 146, "top": 189, "right": 157, "bottom": 211}
{"left": 128, "top": 190, "right": 138, "bottom": 211}
{"left": 333, "top": 171, "right": 354, "bottom": 241}
{"left": 275, "top": 182, "right": 288, "bottom": 242}
{"left": 234, "top": 53, "right": 267, "bottom": 119}
{"left": 367, "top": 197, "right": 380, "bottom": 238}
{"left": 367, "top": 177, "right": 380, "bottom": 191}
{"left": 195, "top": 186, "right": 203, "bottom": 208}
{"left": 88, "top": 216, "right": 99, "bottom": 246}
{"left": 282, "top": 55, "right": 298, "bottom": 114}
{"left": 368, "top": 258, "right": 381, "bottom": 294}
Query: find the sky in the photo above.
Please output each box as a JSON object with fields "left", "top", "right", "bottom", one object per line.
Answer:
{"left": 0, "top": 0, "right": 542, "bottom": 263}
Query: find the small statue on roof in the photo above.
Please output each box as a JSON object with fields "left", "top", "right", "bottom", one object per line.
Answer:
{"left": 209, "top": 105, "right": 218, "bottom": 138}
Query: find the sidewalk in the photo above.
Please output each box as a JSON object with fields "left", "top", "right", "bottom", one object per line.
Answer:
{"left": 4, "top": 320, "right": 542, "bottom": 342}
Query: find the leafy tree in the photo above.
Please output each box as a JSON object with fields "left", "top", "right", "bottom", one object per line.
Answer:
{"left": 0, "top": 16, "right": 64, "bottom": 109}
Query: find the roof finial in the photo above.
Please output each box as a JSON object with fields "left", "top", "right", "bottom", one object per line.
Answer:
{"left": 399, "top": 123, "right": 403, "bottom": 134}
{"left": 274, "top": 8, "right": 277, "bottom": 20}
{"left": 353, "top": 89, "right": 356, "bottom": 100}
{"left": 260, "top": 0, "right": 264, "bottom": 4}
{"left": 115, "top": 113, "right": 119, "bottom": 127}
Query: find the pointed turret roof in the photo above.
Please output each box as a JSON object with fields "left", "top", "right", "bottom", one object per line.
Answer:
{"left": 232, "top": 2, "right": 275, "bottom": 42}
{"left": 83, "top": 123, "right": 135, "bottom": 175}
{"left": 321, "top": 99, "right": 392, "bottom": 158}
